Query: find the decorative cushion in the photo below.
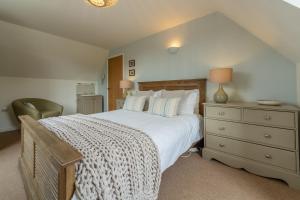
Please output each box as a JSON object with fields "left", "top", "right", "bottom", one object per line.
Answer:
{"left": 132, "top": 90, "right": 154, "bottom": 97}
{"left": 123, "top": 96, "right": 147, "bottom": 112}
{"left": 148, "top": 96, "right": 181, "bottom": 117}
{"left": 161, "top": 89, "right": 199, "bottom": 115}
{"left": 132, "top": 90, "right": 162, "bottom": 98}
{"left": 132, "top": 90, "right": 162, "bottom": 111}
{"left": 41, "top": 110, "right": 61, "bottom": 118}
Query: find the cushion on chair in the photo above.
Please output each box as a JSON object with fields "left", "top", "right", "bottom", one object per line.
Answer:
{"left": 12, "top": 98, "right": 64, "bottom": 121}
{"left": 41, "top": 110, "right": 61, "bottom": 119}
{"left": 24, "top": 102, "right": 37, "bottom": 110}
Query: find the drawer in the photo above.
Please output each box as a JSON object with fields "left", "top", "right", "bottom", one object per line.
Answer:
{"left": 206, "top": 106, "right": 241, "bottom": 121}
{"left": 243, "top": 109, "right": 295, "bottom": 128}
{"left": 206, "top": 134, "right": 296, "bottom": 171}
{"left": 206, "top": 119, "right": 295, "bottom": 150}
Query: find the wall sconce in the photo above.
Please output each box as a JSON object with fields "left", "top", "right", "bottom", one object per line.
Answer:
{"left": 167, "top": 40, "right": 181, "bottom": 54}
{"left": 167, "top": 46, "right": 180, "bottom": 54}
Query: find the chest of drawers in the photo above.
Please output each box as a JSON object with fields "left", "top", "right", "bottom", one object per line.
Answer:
{"left": 203, "top": 102, "right": 300, "bottom": 189}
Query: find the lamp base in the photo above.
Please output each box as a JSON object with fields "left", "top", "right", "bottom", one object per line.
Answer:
{"left": 214, "top": 84, "right": 228, "bottom": 104}
{"left": 122, "top": 89, "right": 128, "bottom": 99}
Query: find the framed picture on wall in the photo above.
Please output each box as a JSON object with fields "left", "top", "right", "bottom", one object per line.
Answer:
{"left": 129, "top": 60, "right": 135, "bottom": 67}
{"left": 129, "top": 69, "right": 135, "bottom": 76}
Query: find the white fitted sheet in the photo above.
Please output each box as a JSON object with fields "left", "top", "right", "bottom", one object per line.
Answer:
{"left": 91, "top": 109, "right": 203, "bottom": 172}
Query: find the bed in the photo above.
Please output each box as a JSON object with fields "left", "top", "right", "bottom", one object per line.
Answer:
{"left": 19, "top": 79, "right": 207, "bottom": 200}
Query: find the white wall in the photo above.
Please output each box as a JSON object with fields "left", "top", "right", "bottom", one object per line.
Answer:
{"left": 297, "top": 63, "right": 300, "bottom": 106}
{"left": 107, "top": 12, "right": 297, "bottom": 109}
{"left": 0, "top": 20, "right": 109, "bottom": 132}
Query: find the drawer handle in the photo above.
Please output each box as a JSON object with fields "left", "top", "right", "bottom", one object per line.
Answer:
{"left": 218, "top": 127, "right": 226, "bottom": 131}
{"left": 264, "top": 115, "right": 272, "bottom": 121}
{"left": 218, "top": 112, "right": 225, "bottom": 116}
{"left": 219, "top": 144, "right": 225, "bottom": 148}
{"left": 264, "top": 134, "right": 272, "bottom": 139}
{"left": 265, "top": 154, "right": 272, "bottom": 159}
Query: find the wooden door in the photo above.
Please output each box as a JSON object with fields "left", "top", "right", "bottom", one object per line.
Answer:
{"left": 108, "top": 55, "right": 123, "bottom": 111}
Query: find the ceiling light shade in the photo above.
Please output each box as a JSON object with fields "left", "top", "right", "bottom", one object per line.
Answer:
{"left": 87, "top": 0, "right": 118, "bottom": 8}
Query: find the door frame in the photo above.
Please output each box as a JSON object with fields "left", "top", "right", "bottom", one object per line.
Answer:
{"left": 106, "top": 53, "right": 125, "bottom": 111}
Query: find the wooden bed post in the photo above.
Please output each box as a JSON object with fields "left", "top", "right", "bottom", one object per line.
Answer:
{"left": 19, "top": 115, "right": 82, "bottom": 200}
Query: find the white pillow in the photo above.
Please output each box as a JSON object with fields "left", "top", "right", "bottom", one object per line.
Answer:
{"left": 161, "top": 89, "right": 199, "bottom": 115}
{"left": 132, "top": 90, "right": 162, "bottom": 111}
{"left": 132, "top": 90, "right": 154, "bottom": 97}
{"left": 123, "top": 96, "right": 147, "bottom": 112}
{"left": 132, "top": 90, "right": 162, "bottom": 97}
{"left": 148, "top": 96, "right": 181, "bottom": 117}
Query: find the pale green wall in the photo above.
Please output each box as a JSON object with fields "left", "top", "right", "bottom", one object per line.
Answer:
{"left": 0, "top": 20, "right": 109, "bottom": 132}
{"left": 102, "top": 13, "right": 296, "bottom": 110}
{"left": 297, "top": 63, "right": 300, "bottom": 106}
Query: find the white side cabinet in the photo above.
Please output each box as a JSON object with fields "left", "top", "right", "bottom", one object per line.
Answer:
{"left": 203, "top": 102, "right": 300, "bottom": 189}
{"left": 77, "top": 95, "right": 103, "bottom": 114}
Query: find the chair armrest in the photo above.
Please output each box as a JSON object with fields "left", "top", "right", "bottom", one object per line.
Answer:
{"left": 12, "top": 101, "right": 41, "bottom": 120}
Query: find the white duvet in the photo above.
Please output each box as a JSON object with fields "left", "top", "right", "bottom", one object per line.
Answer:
{"left": 91, "top": 109, "right": 203, "bottom": 172}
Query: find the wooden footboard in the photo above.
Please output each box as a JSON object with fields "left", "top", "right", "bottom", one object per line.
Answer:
{"left": 19, "top": 116, "right": 83, "bottom": 200}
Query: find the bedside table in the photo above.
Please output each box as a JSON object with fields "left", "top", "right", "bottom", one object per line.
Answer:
{"left": 116, "top": 99, "right": 125, "bottom": 110}
{"left": 203, "top": 102, "right": 300, "bottom": 189}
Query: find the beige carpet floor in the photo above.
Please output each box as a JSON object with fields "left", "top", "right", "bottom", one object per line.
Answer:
{"left": 1, "top": 135, "right": 300, "bottom": 200}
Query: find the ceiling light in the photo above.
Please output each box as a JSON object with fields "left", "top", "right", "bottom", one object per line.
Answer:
{"left": 87, "top": 0, "right": 118, "bottom": 8}
{"left": 282, "top": 0, "right": 300, "bottom": 8}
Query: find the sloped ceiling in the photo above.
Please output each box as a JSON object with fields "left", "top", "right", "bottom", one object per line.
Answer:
{"left": 212, "top": 0, "right": 300, "bottom": 63}
{"left": 0, "top": 0, "right": 300, "bottom": 62}
{"left": 0, "top": 0, "right": 214, "bottom": 49}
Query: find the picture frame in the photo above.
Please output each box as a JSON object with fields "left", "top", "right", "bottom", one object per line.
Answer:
{"left": 129, "top": 69, "right": 135, "bottom": 76}
{"left": 129, "top": 59, "right": 135, "bottom": 67}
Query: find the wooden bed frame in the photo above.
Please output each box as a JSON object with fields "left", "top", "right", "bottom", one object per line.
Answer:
{"left": 19, "top": 79, "right": 207, "bottom": 200}
{"left": 139, "top": 79, "right": 207, "bottom": 115}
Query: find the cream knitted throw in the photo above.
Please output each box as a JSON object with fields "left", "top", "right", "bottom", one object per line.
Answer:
{"left": 39, "top": 114, "right": 161, "bottom": 200}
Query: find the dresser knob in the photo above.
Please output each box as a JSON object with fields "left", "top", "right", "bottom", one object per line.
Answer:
{"left": 218, "top": 127, "right": 226, "bottom": 131}
{"left": 265, "top": 154, "right": 272, "bottom": 159}
{"left": 219, "top": 144, "right": 225, "bottom": 148}
{"left": 264, "top": 134, "right": 271, "bottom": 139}
{"left": 264, "top": 115, "right": 272, "bottom": 121}
{"left": 218, "top": 112, "right": 225, "bottom": 116}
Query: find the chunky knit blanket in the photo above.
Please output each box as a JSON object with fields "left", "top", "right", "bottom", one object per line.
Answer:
{"left": 39, "top": 114, "right": 161, "bottom": 200}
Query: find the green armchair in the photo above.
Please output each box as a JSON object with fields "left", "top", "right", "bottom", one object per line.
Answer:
{"left": 12, "top": 98, "right": 64, "bottom": 121}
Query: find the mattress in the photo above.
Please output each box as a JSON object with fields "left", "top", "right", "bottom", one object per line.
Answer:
{"left": 72, "top": 109, "right": 202, "bottom": 200}
{"left": 91, "top": 109, "right": 203, "bottom": 172}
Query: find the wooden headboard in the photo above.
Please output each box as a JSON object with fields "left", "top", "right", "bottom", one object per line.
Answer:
{"left": 138, "top": 79, "right": 207, "bottom": 115}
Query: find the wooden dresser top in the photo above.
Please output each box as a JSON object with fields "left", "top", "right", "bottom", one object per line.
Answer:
{"left": 204, "top": 102, "right": 300, "bottom": 112}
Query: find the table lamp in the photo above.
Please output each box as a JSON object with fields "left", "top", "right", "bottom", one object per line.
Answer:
{"left": 120, "top": 80, "right": 133, "bottom": 98}
{"left": 209, "top": 67, "right": 233, "bottom": 103}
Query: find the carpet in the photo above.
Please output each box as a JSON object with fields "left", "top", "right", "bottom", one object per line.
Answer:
{"left": 1, "top": 133, "right": 300, "bottom": 200}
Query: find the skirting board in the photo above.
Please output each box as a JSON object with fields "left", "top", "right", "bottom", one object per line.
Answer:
{"left": 203, "top": 148, "right": 300, "bottom": 190}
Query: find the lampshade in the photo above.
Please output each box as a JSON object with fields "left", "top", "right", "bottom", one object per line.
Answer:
{"left": 209, "top": 68, "right": 233, "bottom": 84}
{"left": 87, "top": 0, "right": 118, "bottom": 8}
{"left": 120, "top": 80, "right": 133, "bottom": 89}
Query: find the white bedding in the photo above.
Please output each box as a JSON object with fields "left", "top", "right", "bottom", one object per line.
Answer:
{"left": 90, "top": 109, "right": 203, "bottom": 172}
